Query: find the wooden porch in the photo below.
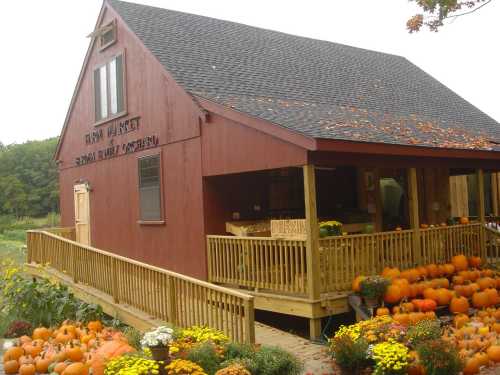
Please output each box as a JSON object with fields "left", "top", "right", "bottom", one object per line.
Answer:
{"left": 205, "top": 166, "right": 500, "bottom": 338}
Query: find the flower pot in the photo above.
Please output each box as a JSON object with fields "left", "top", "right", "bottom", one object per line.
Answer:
{"left": 149, "top": 345, "right": 170, "bottom": 362}
{"left": 364, "top": 297, "right": 379, "bottom": 308}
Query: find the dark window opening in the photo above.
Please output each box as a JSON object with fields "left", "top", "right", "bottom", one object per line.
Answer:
{"left": 138, "top": 155, "right": 162, "bottom": 221}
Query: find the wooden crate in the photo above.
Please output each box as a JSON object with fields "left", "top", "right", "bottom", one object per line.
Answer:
{"left": 225, "top": 220, "right": 271, "bottom": 237}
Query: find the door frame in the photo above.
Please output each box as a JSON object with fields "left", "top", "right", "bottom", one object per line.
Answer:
{"left": 74, "top": 183, "right": 91, "bottom": 245}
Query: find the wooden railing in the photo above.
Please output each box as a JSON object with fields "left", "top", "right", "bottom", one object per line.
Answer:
{"left": 44, "top": 227, "right": 76, "bottom": 241}
{"left": 485, "top": 227, "right": 500, "bottom": 262}
{"left": 208, "top": 223, "right": 487, "bottom": 296}
{"left": 207, "top": 236, "right": 308, "bottom": 295}
{"left": 319, "top": 230, "right": 415, "bottom": 293}
{"left": 420, "top": 223, "right": 483, "bottom": 264}
{"left": 27, "top": 230, "right": 255, "bottom": 343}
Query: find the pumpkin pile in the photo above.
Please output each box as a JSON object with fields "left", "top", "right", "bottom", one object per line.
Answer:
{"left": 2, "top": 321, "right": 135, "bottom": 375}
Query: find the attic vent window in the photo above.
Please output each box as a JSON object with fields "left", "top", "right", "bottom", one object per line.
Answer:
{"left": 98, "top": 20, "right": 116, "bottom": 51}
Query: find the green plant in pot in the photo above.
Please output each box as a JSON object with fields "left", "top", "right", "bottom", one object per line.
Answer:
{"left": 359, "top": 276, "right": 389, "bottom": 308}
{"left": 319, "top": 220, "right": 343, "bottom": 237}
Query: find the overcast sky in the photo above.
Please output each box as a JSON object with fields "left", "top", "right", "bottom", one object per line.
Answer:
{"left": 0, "top": 0, "right": 498, "bottom": 145}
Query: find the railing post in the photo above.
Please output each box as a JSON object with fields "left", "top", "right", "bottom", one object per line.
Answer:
{"left": 303, "top": 165, "right": 321, "bottom": 340}
{"left": 72, "top": 244, "right": 78, "bottom": 284}
{"left": 408, "top": 168, "right": 422, "bottom": 265}
{"left": 26, "top": 231, "right": 33, "bottom": 264}
{"left": 477, "top": 169, "right": 486, "bottom": 258}
{"left": 167, "top": 275, "right": 177, "bottom": 325}
{"left": 244, "top": 298, "right": 255, "bottom": 344}
{"left": 206, "top": 237, "right": 213, "bottom": 282}
{"left": 111, "top": 258, "right": 119, "bottom": 304}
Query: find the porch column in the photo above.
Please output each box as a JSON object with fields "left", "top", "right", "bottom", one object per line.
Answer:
{"left": 477, "top": 169, "right": 486, "bottom": 256}
{"left": 408, "top": 168, "right": 422, "bottom": 265}
{"left": 303, "top": 165, "right": 322, "bottom": 339}
{"left": 492, "top": 173, "right": 499, "bottom": 216}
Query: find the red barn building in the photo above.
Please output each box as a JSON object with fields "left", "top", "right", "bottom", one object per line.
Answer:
{"left": 56, "top": 0, "right": 500, "bottom": 335}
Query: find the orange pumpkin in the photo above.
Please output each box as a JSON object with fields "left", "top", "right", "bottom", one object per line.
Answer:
{"left": 54, "top": 362, "right": 68, "bottom": 375}
{"left": 487, "top": 345, "right": 500, "bottom": 363}
{"left": 62, "top": 362, "right": 88, "bottom": 375}
{"left": 409, "top": 311, "right": 425, "bottom": 325}
{"left": 393, "top": 313, "right": 410, "bottom": 326}
{"left": 393, "top": 279, "right": 411, "bottom": 299}
{"left": 435, "top": 288, "right": 452, "bottom": 306}
{"left": 442, "top": 263, "right": 455, "bottom": 276}
{"left": 87, "top": 321, "right": 103, "bottom": 333}
{"left": 423, "top": 288, "right": 438, "bottom": 302}
{"left": 460, "top": 216, "right": 470, "bottom": 225}
{"left": 469, "top": 256, "right": 482, "bottom": 268}
{"left": 450, "top": 296, "right": 470, "bottom": 314}
{"left": 478, "top": 277, "right": 496, "bottom": 290}
{"left": 352, "top": 276, "right": 365, "bottom": 292}
{"left": 94, "top": 340, "right": 135, "bottom": 359}
{"left": 472, "top": 291, "right": 490, "bottom": 309}
{"left": 452, "top": 255, "right": 468, "bottom": 271}
{"left": 384, "top": 284, "right": 402, "bottom": 304}
{"left": 454, "top": 313, "right": 470, "bottom": 328}
{"left": 492, "top": 322, "right": 500, "bottom": 334}
{"left": 426, "top": 264, "right": 440, "bottom": 278}
{"left": 19, "top": 364, "right": 36, "bottom": 375}
{"left": 4, "top": 360, "right": 20, "bottom": 375}
{"left": 482, "top": 269, "right": 494, "bottom": 277}
{"left": 376, "top": 306, "right": 390, "bottom": 316}
{"left": 32, "top": 327, "right": 51, "bottom": 342}
{"left": 463, "top": 357, "right": 480, "bottom": 375}
{"left": 55, "top": 329, "right": 73, "bottom": 345}
{"left": 66, "top": 344, "right": 84, "bottom": 362}
{"left": 88, "top": 354, "right": 105, "bottom": 375}
{"left": 35, "top": 354, "right": 52, "bottom": 374}
{"left": 411, "top": 298, "right": 437, "bottom": 312}
{"left": 416, "top": 266, "right": 428, "bottom": 279}
{"left": 3, "top": 346, "right": 24, "bottom": 362}
{"left": 382, "top": 267, "right": 400, "bottom": 280}
{"left": 485, "top": 288, "right": 499, "bottom": 305}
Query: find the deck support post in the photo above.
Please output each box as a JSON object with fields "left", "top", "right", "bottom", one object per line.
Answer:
{"left": 492, "top": 173, "right": 499, "bottom": 217}
{"left": 408, "top": 168, "right": 422, "bottom": 265}
{"left": 477, "top": 169, "right": 486, "bottom": 257}
{"left": 303, "top": 165, "right": 322, "bottom": 340}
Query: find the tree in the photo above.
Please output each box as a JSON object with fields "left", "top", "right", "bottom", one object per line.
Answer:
{"left": 407, "top": 0, "right": 493, "bottom": 32}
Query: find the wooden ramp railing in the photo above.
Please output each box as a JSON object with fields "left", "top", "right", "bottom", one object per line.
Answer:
{"left": 27, "top": 230, "right": 255, "bottom": 343}
{"left": 486, "top": 227, "right": 500, "bottom": 262}
{"left": 44, "top": 227, "right": 76, "bottom": 241}
{"left": 208, "top": 223, "right": 485, "bottom": 296}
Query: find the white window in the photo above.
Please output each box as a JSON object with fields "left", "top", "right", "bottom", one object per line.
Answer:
{"left": 94, "top": 54, "right": 125, "bottom": 122}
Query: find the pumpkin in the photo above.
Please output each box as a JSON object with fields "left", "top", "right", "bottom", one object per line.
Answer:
{"left": 18, "top": 355, "right": 34, "bottom": 366}
{"left": 66, "top": 344, "right": 84, "bottom": 362}
{"left": 87, "top": 321, "right": 103, "bottom": 333}
{"left": 470, "top": 283, "right": 480, "bottom": 293}
{"left": 436, "top": 278, "right": 450, "bottom": 289}
{"left": 420, "top": 223, "right": 429, "bottom": 229}
{"left": 19, "top": 336, "right": 32, "bottom": 345}
{"left": 24, "top": 342, "right": 43, "bottom": 358}
{"left": 423, "top": 288, "right": 438, "bottom": 302}
{"left": 55, "top": 330, "right": 73, "bottom": 345}
{"left": 474, "top": 352, "right": 489, "bottom": 367}
{"left": 376, "top": 306, "right": 390, "bottom": 316}
{"left": 393, "top": 279, "right": 411, "bottom": 299}
{"left": 469, "top": 270, "right": 481, "bottom": 281}
{"left": 472, "top": 291, "right": 490, "bottom": 309}
{"left": 435, "top": 288, "right": 452, "bottom": 306}
{"left": 416, "top": 266, "right": 428, "bottom": 279}
{"left": 19, "top": 364, "right": 36, "bottom": 375}
{"left": 407, "top": 364, "right": 425, "bottom": 375}
{"left": 401, "top": 302, "right": 415, "bottom": 313}
{"left": 382, "top": 267, "right": 400, "bottom": 280}
{"left": 60, "top": 324, "right": 77, "bottom": 336}
{"left": 62, "top": 362, "right": 88, "bottom": 375}
{"left": 454, "top": 313, "right": 470, "bottom": 328}
{"left": 482, "top": 269, "right": 494, "bottom": 277}
{"left": 411, "top": 298, "right": 437, "bottom": 312}
{"left": 452, "top": 275, "right": 465, "bottom": 285}
{"left": 408, "top": 284, "right": 419, "bottom": 298}
{"left": 463, "top": 357, "right": 480, "bottom": 375}
{"left": 81, "top": 333, "right": 95, "bottom": 345}
{"left": 423, "top": 311, "right": 436, "bottom": 320}
{"left": 35, "top": 354, "right": 52, "bottom": 373}
{"left": 477, "top": 277, "right": 495, "bottom": 290}
{"left": 452, "top": 255, "right": 468, "bottom": 271}
{"left": 4, "top": 360, "right": 20, "bottom": 375}
{"left": 393, "top": 313, "right": 410, "bottom": 326}
{"left": 450, "top": 296, "right": 470, "bottom": 314}
{"left": 487, "top": 345, "right": 500, "bottom": 362}
{"left": 32, "top": 327, "right": 51, "bottom": 342}
{"left": 409, "top": 312, "right": 425, "bottom": 325}
{"left": 94, "top": 340, "right": 135, "bottom": 359}
{"left": 442, "top": 263, "right": 455, "bottom": 276}
{"left": 460, "top": 216, "right": 470, "bottom": 225}
{"left": 352, "top": 276, "right": 365, "bottom": 292}
{"left": 3, "top": 346, "right": 24, "bottom": 362}
{"left": 426, "top": 264, "right": 440, "bottom": 278}
{"left": 54, "top": 362, "right": 68, "bottom": 375}
{"left": 88, "top": 354, "right": 105, "bottom": 375}
{"left": 485, "top": 288, "right": 499, "bottom": 305}
{"left": 384, "top": 284, "right": 402, "bottom": 304}
{"left": 469, "top": 256, "right": 482, "bottom": 268}
{"left": 492, "top": 322, "right": 500, "bottom": 334}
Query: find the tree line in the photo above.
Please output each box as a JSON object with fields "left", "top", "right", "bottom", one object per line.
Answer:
{"left": 0, "top": 138, "right": 59, "bottom": 217}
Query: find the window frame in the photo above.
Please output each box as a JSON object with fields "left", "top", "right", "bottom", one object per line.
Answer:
{"left": 98, "top": 19, "right": 117, "bottom": 51}
{"left": 137, "top": 152, "right": 165, "bottom": 225}
{"left": 92, "top": 50, "right": 128, "bottom": 127}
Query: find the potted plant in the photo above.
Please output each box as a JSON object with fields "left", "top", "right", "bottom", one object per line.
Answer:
{"left": 140, "top": 326, "right": 174, "bottom": 363}
{"left": 319, "top": 220, "right": 343, "bottom": 237}
{"left": 359, "top": 276, "right": 389, "bottom": 308}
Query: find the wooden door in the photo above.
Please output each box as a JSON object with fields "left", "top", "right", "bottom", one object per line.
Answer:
{"left": 74, "top": 184, "right": 91, "bottom": 245}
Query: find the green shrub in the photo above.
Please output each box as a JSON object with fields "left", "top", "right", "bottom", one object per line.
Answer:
{"left": 417, "top": 339, "right": 463, "bottom": 375}
{"left": 2, "top": 229, "right": 27, "bottom": 242}
{"left": 329, "top": 335, "right": 370, "bottom": 375}
{"left": 251, "top": 346, "right": 302, "bottom": 375}
{"left": 122, "top": 326, "right": 143, "bottom": 350}
{"left": 406, "top": 319, "right": 442, "bottom": 347}
{"left": 186, "top": 342, "right": 223, "bottom": 375}
{"left": 223, "top": 342, "right": 256, "bottom": 362}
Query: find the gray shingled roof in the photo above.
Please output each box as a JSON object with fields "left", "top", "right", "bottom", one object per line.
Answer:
{"left": 108, "top": 0, "right": 500, "bottom": 151}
